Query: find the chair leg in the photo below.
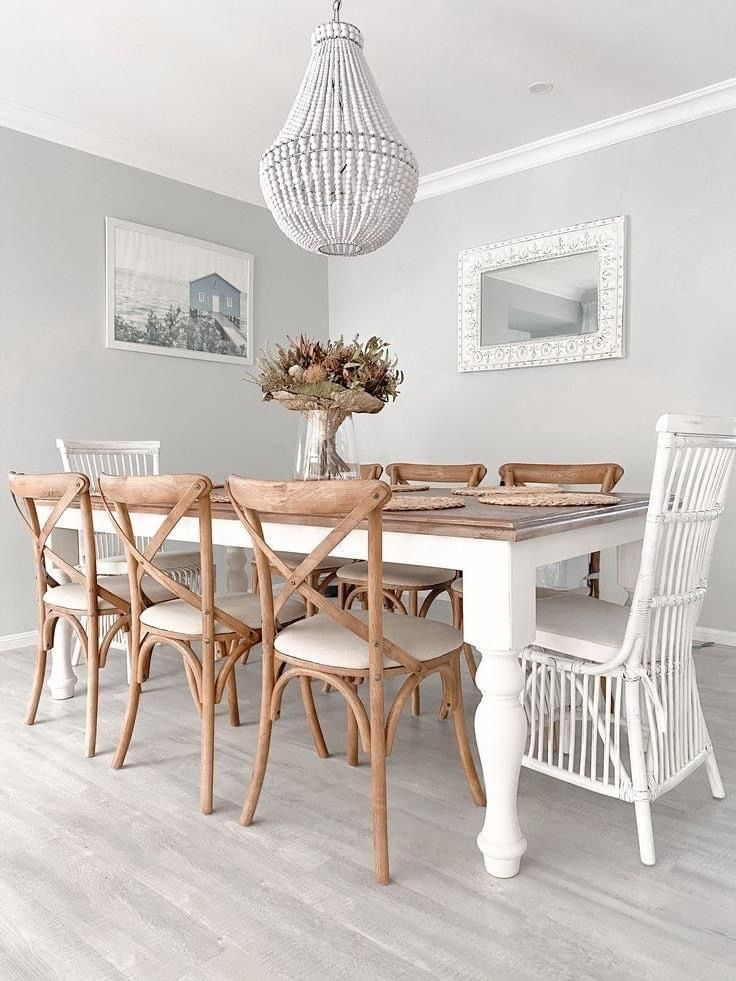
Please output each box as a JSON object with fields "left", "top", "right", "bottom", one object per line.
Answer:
{"left": 451, "top": 588, "right": 478, "bottom": 683}
{"left": 370, "top": 718, "right": 389, "bottom": 885}
{"left": 408, "top": 591, "right": 421, "bottom": 717}
{"left": 447, "top": 660, "right": 485, "bottom": 806}
{"left": 241, "top": 648, "right": 277, "bottom": 826}
{"left": 706, "top": 749, "right": 726, "bottom": 799}
{"left": 624, "top": 675, "right": 655, "bottom": 865}
{"left": 25, "top": 621, "right": 49, "bottom": 726}
{"left": 300, "top": 676, "right": 329, "bottom": 758}
{"left": 226, "top": 667, "right": 240, "bottom": 727}
{"left": 112, "top": 636, "right": 150, "bottom": 770}
{"left": 84, "top": 618, "right": 100, "bottom": 758}
{"left": 201, "top": 642, "right": 216, "bottom": 815}
{"left": 347, "top": 680, "right": 359, "bottom": 765}
{"left": 634, "top": 801, "right": 656, "bottom": 865}
{"left": 438, "top": 672, "right": 452, "bottom": 721}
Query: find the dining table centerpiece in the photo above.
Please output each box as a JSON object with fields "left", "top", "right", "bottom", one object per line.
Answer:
{"left": 252, "top": 334, "right": 402, "bottom": 480}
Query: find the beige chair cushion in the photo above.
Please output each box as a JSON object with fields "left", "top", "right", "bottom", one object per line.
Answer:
{"left": 44, "top": 574, "right": 175, "bottom": 612}
{"left": 536, "top": 593, "right": 629, "bottom": 663}
{"left": 257, "top": 550, "right": 346, "bottom": 574}
{"left": 275, "top": 610, "right": 462, "bottom": 671}
{"left": 139, "top": 591, "right": 304, "bottom": 636}
{"left": 336, "top": 561, "right": 456, "bottom": 589}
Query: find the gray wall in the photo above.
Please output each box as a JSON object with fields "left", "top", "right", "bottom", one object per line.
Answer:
{"left": 329, "top": 111, "right": 736, "bottom": 631}
{"left": 0, "top": 127, "right": 328, "bottom": 635}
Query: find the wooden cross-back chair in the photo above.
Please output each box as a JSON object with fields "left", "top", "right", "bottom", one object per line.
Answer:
{"left": 498, "top": 461, "right": 625, "bottom": 598}
{"left": 337, "top": 462, "right": 488, "bottom": 717}
{"left": 8, "top": 472, "right": 133, "bottom": 758}
{"left": 524, "top": 414, "right": 736, "bottom": 864}
{"left": 98, "top": 473, "right": 303, "bottom": 814}
{"left": 226, "top": 476, "right": 485, "bottom": 885}
{"left": 250, "top": 463, "right": 385, "bottom": 609}
{"left": 57, "top": 439, "right": 203, "bottom": 682}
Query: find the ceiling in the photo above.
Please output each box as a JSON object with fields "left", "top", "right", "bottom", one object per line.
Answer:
{"left": 2, "top": 0, "right": 735, "bottom": 206}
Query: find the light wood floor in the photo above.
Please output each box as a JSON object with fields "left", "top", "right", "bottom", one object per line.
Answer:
{"left": 1, "top": 639, "right": 735, "bottom": 980}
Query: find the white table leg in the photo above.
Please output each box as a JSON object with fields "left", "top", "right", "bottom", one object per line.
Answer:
{"left": 225, "top": 546, "right": 249, "bottom": 592}
{"left": 463, "top": 545, "right": 536, "bottom": 878}
{"left": 47, "top": 526, "right": 79, "bottom": 700}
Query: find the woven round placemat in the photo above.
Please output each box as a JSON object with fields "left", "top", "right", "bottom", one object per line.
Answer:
{"left": 478, "top": 491, "right": 620, "bottom": 507}
{"left": 389, "top": 483, "right": 431, "bottom": 493}
{"left": 384, "top": 495, "right": 466, "bottom": 512}
{"left": 452, "top": 485, "right": 563, "bottom": 498}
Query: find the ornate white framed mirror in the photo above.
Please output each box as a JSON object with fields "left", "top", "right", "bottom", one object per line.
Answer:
{"left": 458, "top": 215, "right": 626, "bottom": 371}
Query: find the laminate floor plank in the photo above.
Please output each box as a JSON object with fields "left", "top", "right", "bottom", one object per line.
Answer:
{"left": 1, "top": 642, "right": 734, "bottom": 979}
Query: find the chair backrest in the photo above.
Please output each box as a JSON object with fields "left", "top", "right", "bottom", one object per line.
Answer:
{"left": 360, "top": 463, "right": 383, "bottom": 480}
{"left": 226, "top": 477, "right": 423, "bottom": 677}
{"left": 621, "top": 414, "right": 736, "bottom": 775}
{"left": 8, "top": 471, "right": 126, "bottom": 616}
{"left": 57, "top": 439, "right": 161, "bottom": 562}
{"left": 498, "top": 462, "right": 624, "bottom": 493}
{"left": 57, "top": 439, "right": 161, "bottom": 489}
{"left": 98, "top": 474, "right": 251, "bottom": 642}
{"left": 386, "top": 462, "right": 486, "bottom": 487}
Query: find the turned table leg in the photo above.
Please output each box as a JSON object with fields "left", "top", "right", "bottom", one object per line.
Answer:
{"left": 463, "top": 546, "right": 535, "bottom": 878}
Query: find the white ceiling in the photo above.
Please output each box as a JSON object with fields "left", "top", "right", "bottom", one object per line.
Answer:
{"left": 2, "top": 0, "right": 735, "bottom": 206}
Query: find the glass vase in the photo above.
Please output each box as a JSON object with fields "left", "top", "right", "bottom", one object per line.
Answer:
{"left": 293, "top": 410, "right": 360, "bottom": 480}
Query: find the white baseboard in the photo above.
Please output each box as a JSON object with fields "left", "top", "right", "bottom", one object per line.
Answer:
{"left": 694, "top": 626, "right": 736, "bottom": 648}
{"left": 0, "top": 630, "right": 38, "bottom": 652}
{"left": 1, "top": 624, "right": 733, "bottom": 653}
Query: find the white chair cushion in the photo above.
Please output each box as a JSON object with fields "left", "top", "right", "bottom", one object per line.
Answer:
{"left": 336, "top": 561, "right": 456, "bottom": 589}
{"left": 44, "top": 574, "right": 175, "bottom": 612}
{"left": 275, "top": 611, "right": 462, "bottom": 671}
{"left": 258, "top": 550, "right": 345, "bottom": 573}
{"left": 535, "top": 593, "right": 629, "bottom": 663}
{"left": 139, "top": 591, "right": 304, "bottom": 636}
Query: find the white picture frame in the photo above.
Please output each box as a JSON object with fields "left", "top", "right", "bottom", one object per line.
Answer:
{"left": 458, "top": 215, "right": 626, "bottom": 372}
{"left": 105, "top": 218, "right": 254, "bottom": 366}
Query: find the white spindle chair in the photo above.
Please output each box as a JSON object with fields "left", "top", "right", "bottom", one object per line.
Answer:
{"left": 522, "top": 413, "right": 736, "bottom": 865}
{"left": 57, "top": 439, "right": 202, "bottom": 677}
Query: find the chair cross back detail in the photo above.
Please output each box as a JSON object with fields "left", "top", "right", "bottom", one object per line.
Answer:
{"left": 386, "top": 462, "right": 487, "bottom": 487}
{"left": 9, "top": 471, "right": 126, "bottom": 611}
{"left": 226, "top": 477, "right": 425, "bottom": 676}
{"left": 98, "top": 474, "right": 253, "bottom": 638}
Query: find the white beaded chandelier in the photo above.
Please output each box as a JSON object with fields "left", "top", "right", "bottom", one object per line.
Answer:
{"left": 259, "top": 1, "right": 418, "bottom": 257}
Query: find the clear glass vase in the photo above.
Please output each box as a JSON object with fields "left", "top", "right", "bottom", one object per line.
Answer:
{"left": 293, "top": 410, "right": 359, "bottom": 480}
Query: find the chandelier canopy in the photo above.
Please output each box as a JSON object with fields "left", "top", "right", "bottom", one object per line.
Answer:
{"left": 259, "top": 4, "right": 418, "bottom": 257}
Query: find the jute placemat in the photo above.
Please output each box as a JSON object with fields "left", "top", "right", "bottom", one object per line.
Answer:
{"left": 478, "top": 491, "right": 620, "bottom": 507}
{"left": 384, "top": 495, "right": 466, "bottom": 512}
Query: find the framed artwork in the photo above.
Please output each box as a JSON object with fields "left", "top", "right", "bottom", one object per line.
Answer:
{"left": 105, "top": 218, "right": 254, "bottom": 365}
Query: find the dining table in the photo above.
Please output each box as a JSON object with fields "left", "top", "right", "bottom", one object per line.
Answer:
{"left": 41, "top": 486, "right": 649, "bottom": 879}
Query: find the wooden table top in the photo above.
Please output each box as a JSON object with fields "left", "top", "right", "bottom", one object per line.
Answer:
{"left": 80, "top": 487, "right": 649, "bottom": 543}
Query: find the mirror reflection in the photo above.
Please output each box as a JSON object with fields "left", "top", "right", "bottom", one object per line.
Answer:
{"left": 480, "top": 251, "right": 599, "bottom": 346}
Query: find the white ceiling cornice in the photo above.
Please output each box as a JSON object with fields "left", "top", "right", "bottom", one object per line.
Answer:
{"left": 0, "top": 96, "right": 260, "bottom": 206}
{"left": 2, "top": 78, "right": 735, "bottom": 209}
{"left": 416, "top": 77, "right": 736, "bottom": 200}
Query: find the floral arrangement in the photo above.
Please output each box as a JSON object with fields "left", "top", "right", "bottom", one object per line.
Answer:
{"left": 252, "top": 334, "right": 402, "bottom": 414}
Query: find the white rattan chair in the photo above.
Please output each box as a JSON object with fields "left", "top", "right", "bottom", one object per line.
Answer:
{"left": 57, "top": 439, "right": 202, "bottom": 679}
{"left": 522, "top": 413, "right": 736, "bottom": 865}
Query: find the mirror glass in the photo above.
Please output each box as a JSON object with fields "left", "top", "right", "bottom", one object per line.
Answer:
{"left": 480, "top": 251, "right": 599, "bottom": 346}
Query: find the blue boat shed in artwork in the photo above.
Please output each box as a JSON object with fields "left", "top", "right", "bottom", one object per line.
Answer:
{"left": 189, "top": 273, "right": 241, "bottom": 321}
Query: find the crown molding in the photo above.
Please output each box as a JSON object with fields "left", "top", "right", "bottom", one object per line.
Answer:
{"left": 3, "top": 78, "right": 736, "bottom": 209}
{"left": 0, "top": 96, "right": 265, "bottom": 207}
{"left": 416, "top": 77, "right": 736, "bottom": 201}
